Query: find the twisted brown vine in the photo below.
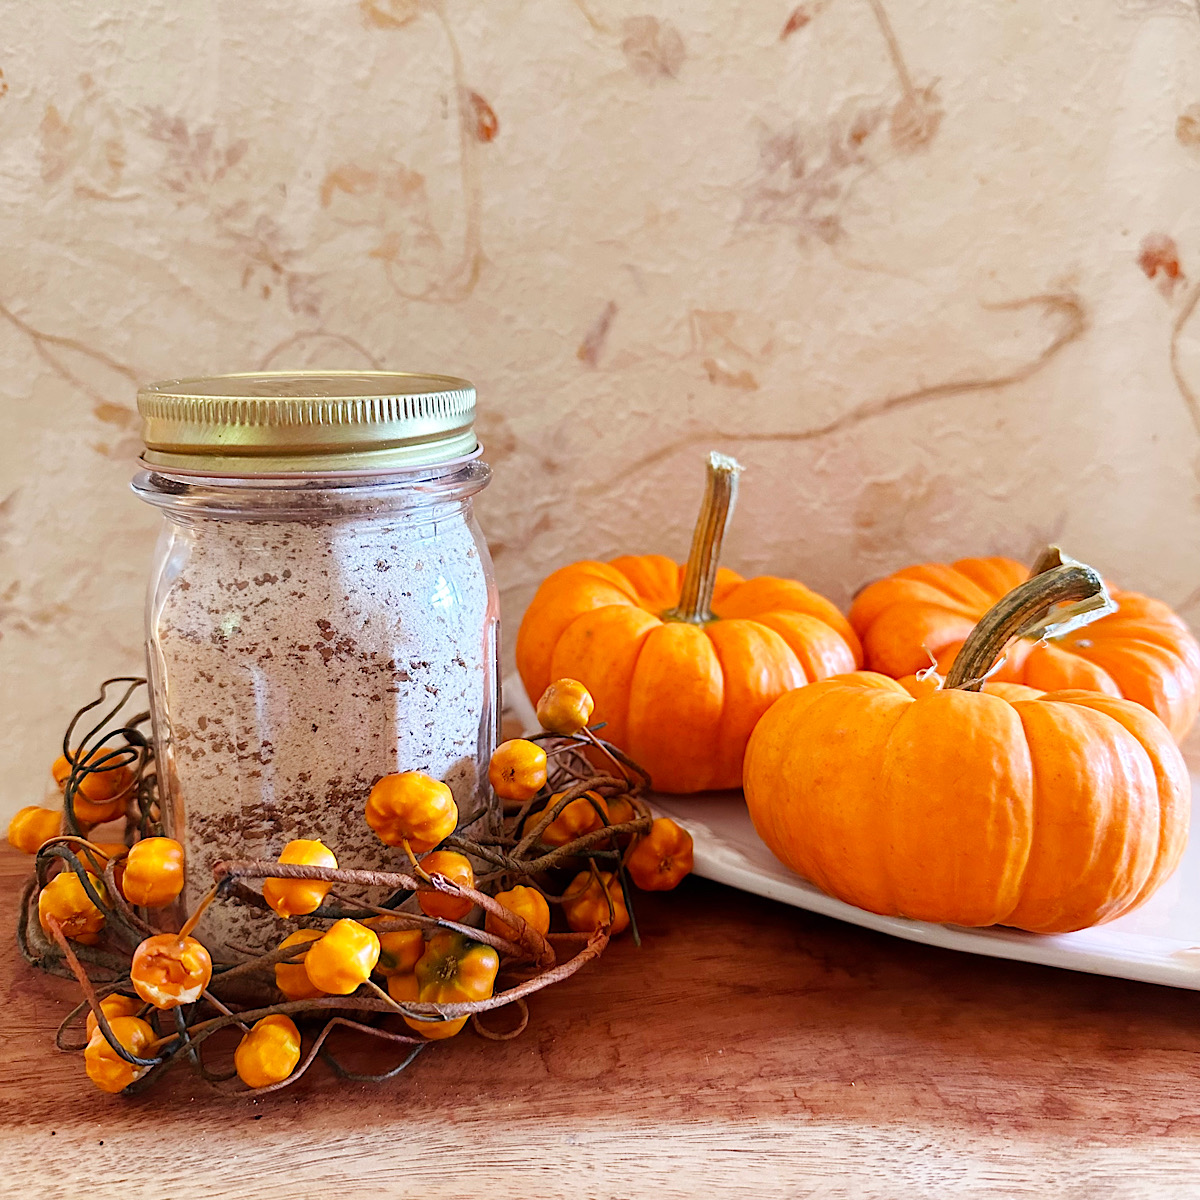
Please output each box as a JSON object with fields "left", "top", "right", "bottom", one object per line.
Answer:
{"left": 18, "top": 677, "right": 656, "bottom": 1095}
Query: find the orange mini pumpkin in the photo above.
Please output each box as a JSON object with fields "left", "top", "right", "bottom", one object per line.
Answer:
{"left": 366, "top": 772, "right": 458, "bottom": 853}
{"left": 121, "top": 837, "right": 185, "bottom": 908}
{"left": 274, "top": 930, "right": 327, "bottom": 1000}
{"left": 849, "top": 549, "right": 1200, "bottom": 741}
{"left": 517, "top": 454, "right": 861, "bottom": 792}
{"left": 485, "top": 885, "right": 552, "bottom": 941}
{"left": 84, "top": 1016, "right": 157, "bottom": 1094}
{"left": 39, "top": 870, "right": 106, "bottom": 945}
{"left": 86, "top": 992, "right": 143, "bottom": 1040}
{"left": 7, "top": 807, "right": 63, "bottom": 854}
{"left": 538, "top": 792, "right": 609, "bottom": 848}
{"left": 488, "top": 739, "right": 548, "bottom": 802}
{"left": 562, "top": 870, "right": 630, "bottom": 936}
{"left": 261, "top": 838, "right": 337, "bottom": 918}
{"left": 388, "top": 932, "right": 500, "bottom": 1040}
{"left": 535, "top": 679, "right": 596, "bottom": 735}
{"left": 130, "top": 933, "right": 213, "bottom": 1009}
{"left": 625, "top": 818, "right": 694, "bottom": 891}
{"left": 53, "top": 746, "right": 135, "bottom": 826}
{"left": 746, "top": 562, "right": 1191, "bottom": 933}
{"left": 235, "top": 1015, "right": 302, "bottom": 1089}
{"left": 416, "top": 850, "right": 475, "bottom": 922}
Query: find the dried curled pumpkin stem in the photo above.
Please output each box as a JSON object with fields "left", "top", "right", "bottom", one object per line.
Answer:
{"left": 663, "top": 450, "right": 743, "bottom": 625}
{"left": 944, "top": 559, "right": 1116, "bottom": 692}
{"left": 1028, "top": 544, "right": 1069, "bottom": 578}
{"left": 1023, "top": 546, "right": 1117, "bottom": 641}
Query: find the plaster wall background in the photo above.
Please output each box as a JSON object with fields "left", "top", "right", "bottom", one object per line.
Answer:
{"left": 2, "top": 0, "right": 1200, "bottom": 814}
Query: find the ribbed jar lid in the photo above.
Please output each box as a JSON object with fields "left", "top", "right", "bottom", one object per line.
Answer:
{"left": 137, "top": 371, "right": 478, "bottom": 474}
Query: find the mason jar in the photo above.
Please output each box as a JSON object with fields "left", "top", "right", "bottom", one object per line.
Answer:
{"left": 131, "top": 372, "right": 499, "bottom": 954}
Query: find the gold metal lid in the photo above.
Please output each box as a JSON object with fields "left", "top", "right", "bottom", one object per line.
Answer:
{"left": 137, "top": 371, "right": 478, "bottom": 473}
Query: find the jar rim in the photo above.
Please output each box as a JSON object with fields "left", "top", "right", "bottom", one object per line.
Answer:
{"left": 131, "top": 457, "right": 492, "bottom": 519}
{"left": 134, "top": 441, "right": 484, "bottom": 481}
{"left": 137, "top": 370, "right": 478, "bottom": 473}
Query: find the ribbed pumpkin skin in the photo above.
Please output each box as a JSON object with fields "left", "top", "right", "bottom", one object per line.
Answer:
{"left": 516, "top": 554, "right": 862, "bottom": 793}
{"left": 849, "top": 556, "right": 1200, "bottom": 741}
{"left": 743, "top": 672, "right": 1190, "bottom": 933}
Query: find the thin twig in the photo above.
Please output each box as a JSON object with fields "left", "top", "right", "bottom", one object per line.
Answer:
{"left": 21, "top": 677, "right": 668, "bottom": 1095}
{"left": 43, "top": 916, "right": 164, "bottom": 1069}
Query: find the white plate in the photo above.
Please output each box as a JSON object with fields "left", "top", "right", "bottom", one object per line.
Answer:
{"left": 651, "top": 788, "right": 1200, "bottom": 992}
{"left": 505, "top": 675, "right": 1200, "bottom": 991}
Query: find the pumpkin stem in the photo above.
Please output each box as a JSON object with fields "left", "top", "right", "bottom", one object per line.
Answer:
{"left": 944, "top": 557, "right": 1117, "bottom": 691}
{"left": 664, "top": 451, "right": 743, "bottom": 625}
{"left": 1028, "top": 544, "right": 1067, "bottom": 577}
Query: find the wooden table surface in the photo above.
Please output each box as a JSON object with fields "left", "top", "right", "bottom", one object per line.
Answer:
{"left": 3, "top": 844, "right": 1200, "bottom": 1199}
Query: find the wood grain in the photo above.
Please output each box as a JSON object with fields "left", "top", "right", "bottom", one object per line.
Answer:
{"left": 2, "top": 845, "right": 1199, "bottom": 1197}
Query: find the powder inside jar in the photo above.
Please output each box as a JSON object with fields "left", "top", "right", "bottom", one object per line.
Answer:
{"left": 148, "top": 506, "right": 495, "bottom": 954}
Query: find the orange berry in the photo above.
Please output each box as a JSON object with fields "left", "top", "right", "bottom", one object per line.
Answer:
{"left": 120, "top": 837, "right": 185, "bottom": 908}
{"left": 369, "top": 924, "right": 426, "bottom": 978}
{"left": 235, "top": 1015, "right": 302, "bottom": 1089}
{"left": 386, "top": 972, "right": 461, "bottom": 1037}
{"left": 605, "top": 793, "right": 636, "bottom": 828}
{"left": 84, "top": 1016, "right": 156, "bottom": 1094}
{"left": 303, "top": 919, "right": 379, "bottom": 995}
{"left": 417, "top": 850, "right": 475, "bottom": 922}
{"left": 387, "top": 972, "right": 468, "bottom": 1041}
{"left": 78, "top": 842, "right": 129, "bottom": 873}
{"left": 365, "top": 772, "right": 458, "bottom": 853}
{"left": 562, "top": 870, "right": 629, "bottom": 936}
{"left": 539, "top": 792, "right": 609, "bottom": 848}
{"left": 388, "top": 932, "right": 499, "bottom": 1040}
{"left": 261, "top": 839, "right": 337, "bottom": 918}
{"left": 625, "top": 817, "right": 694, "bottom": 891}
{"left": 72, "top": 797, "right": 126, "bottom": 827}
{"left": 601, "top": 794, "right": 639, "bottom": 849}
{"left": 485, "top": 885, "right": 551, "bottom": 941}
{"left": 53, "top": 748, "right": 134, "bottom": 825}
{"left": 535, "top": 678, "right": 595, "bottom": 735}
{"left": 130, "top": 933, "right": 213, "bottom": 1009}
{"left": 86, "top": 993, "right": 143, "bottom": 1040}
{"left": 7, "top": 806, "right": 63, "bottom": 854}
{"left": 488, "top": 739, "right": 547, "bottom": 802}
{"left": 38, "top": 870, "right": 106, "bottom": 945}
{"left": 274, "top": 929, "right": 326, "bottom": 1000}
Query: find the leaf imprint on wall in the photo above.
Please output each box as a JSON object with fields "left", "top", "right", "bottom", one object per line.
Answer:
{"left": 577, "top": 302, "right": 618, "bottom": 367}
{"left": 466, "top": 92, "right": 499, "bottom": 144}
{"left": 350, "top": 2, "right": 486, "bottom": 303}
{"left": 621, "top": 16, "right": 685, "bottom": 81}
{"left": 780, "top": 0, "right": 835, "bottom": 40}
{"left": 591, "top": 292, "right": 1087, "bottom": 491}
{"left": 1177, "top": 104, "right": 1200, "bottom": 149}
{"left": 1139, "top": 232, "right": 1185, "bottom": 298}
{"left": 360, "top": 0, "right": 421, "bottom": 29}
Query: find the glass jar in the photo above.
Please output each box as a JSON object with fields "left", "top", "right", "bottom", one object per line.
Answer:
{"left": 131, "top": 373, "right": 499, "bottom": 953}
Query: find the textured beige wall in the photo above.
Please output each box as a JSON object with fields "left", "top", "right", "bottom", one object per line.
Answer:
{"left": 3, "top": 0, "right": 1200, "bottom": 816}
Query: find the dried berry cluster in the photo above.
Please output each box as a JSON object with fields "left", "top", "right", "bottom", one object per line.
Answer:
{"left": 14, "top": 676, "right": 693, "bottom": 1095}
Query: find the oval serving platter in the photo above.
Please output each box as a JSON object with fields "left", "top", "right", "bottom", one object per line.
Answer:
{"left": 507, "top": 675, "right": 1200, "bottom": 991}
